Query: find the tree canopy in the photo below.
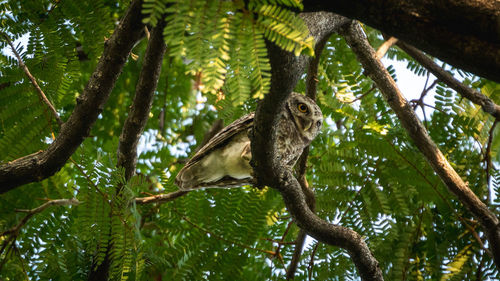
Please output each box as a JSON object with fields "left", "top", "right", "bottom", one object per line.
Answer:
{"left": 1, "top": 0, "right": 499, "bottom": 280}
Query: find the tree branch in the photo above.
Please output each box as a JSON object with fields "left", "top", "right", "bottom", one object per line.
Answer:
{"left": 0, "top": 198, "right": 80, "bottom": 238}
{"left": 0, "top": 197, "right": 80, "bottom": 269}
{"left": 303, "top": 0, "right": 500, "bottom": 83}
{"left": 395, "top": 41, "right": 500, "bottom": 119}
{"left": 0, "top": 0, "right": 145, "bottom": 193}
{"left": 2, "top": 33, "right": 62, "bottom": 126}
{"left": 375, "top": 36, "right": 398, "bottom": 60}
{"left": 251, "top": 13, "right": 383, "bottom": 280}
{"left": 340, "top": 21, "right": 500, "bottom": 269}
{"left": 117, "top": 20, "right": 166, "bottom": 180}
{"left": 135, "top": 190, "right": 188, "bottom": 204}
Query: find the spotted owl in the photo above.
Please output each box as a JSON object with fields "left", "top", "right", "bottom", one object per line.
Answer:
{"left": 175, "top": 92, "right": 323, "bottom": 190}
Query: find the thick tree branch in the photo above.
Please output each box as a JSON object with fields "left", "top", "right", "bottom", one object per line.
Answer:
{"left": 117, "top": 21, "right": 166, "bottom": 180}
{"left": 395, "top": 41, "right": 500, "bottom": 119}
{"left": 251, "top": 13, "right": 383, "bottom": 281}
{"left": 340, "top": 21, "right": 500, "bottom": 269}
{"left": 2, "top": 33, "right": 62, "bottom": 126}
{"left": 303, "top": 0, "right": 500, "bottom": 83}
{"left": 0, "top": 0, "right": 145, "bottom": 193}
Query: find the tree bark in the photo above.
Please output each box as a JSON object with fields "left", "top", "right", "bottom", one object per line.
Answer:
{"left": 303, "top": 0, "right": 500, "bottom": 83}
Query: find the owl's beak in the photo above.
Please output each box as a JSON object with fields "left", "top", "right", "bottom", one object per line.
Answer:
{"left": 300, "top": 118, "right": 312, "bottom": 132}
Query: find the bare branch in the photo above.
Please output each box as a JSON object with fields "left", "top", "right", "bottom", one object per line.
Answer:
{"left": 375, "top": 36, "right": 398, "bottom": 60}
{"left": 1, "top": 198, "right": 80, "bottom": 238}
{"left": 135, "top": 190, "right": 189, "bottom": 204}
{"left": 340, "top": 21, "right": 500, "bottom": 269}
{"left": 117, "top": 20, "right": 166, "bottom": 180}
{"left": 0, "top": 0, "right": 145, "bottom": 193}
{"left": 485, "top": 121, "right": 498, "bottom": 202}
{"left": 396, "top": 41, "right": 500, "bottom": 119}
{"left": 2, "top": 33, "right": 62, "bottom": 126}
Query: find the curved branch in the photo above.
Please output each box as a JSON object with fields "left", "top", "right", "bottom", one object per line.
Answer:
{"left": 303, "top": 0, "right": 500, "bottom": 83}
{"left": 251, "top": 13, "right": 383, "bottom": 280}
{"left": 0, "top": 0, "right": 145, "bottom": 193}
{"left": 0, "top": 198, "right": 80, "bottom": 238}
{"left": 339, "top": 21, "right": 500, "bottom": 269}
{"left": 117, "top": 20, "right": 167, "bottom": 180}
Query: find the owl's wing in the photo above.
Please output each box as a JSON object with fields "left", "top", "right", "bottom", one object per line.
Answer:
{"left": 175, "top": 112, "right": 255, "bottom": 188}
{"left": 188, "top": 112, "right": 254, "bottom": 164}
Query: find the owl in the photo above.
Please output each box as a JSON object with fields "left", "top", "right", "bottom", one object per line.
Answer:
{"left": 175, "top": 92, "right": 323, "bottom": 190}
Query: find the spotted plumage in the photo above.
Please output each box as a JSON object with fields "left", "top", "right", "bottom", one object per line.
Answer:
{"left": 175, "top": 92, "right": 323, "bottom": 190}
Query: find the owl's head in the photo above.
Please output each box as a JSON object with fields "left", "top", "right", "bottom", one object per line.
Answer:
{"left": 285, "top": 92, "right": 323, "bottom": 141}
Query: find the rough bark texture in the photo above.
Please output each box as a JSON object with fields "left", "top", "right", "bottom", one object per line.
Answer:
{"left": 251, "top": 13, "right": 384, "bottom": 281}
{"left": 303, "top": 0, "right": 500, "bottom": 83}
{"left": 0, "top": 0, "right": 145, "bottom": 193}
{"left": 117, "top": 21, "right": 167, "bottom": 181}
{"left": 340, "top": 21, "right": 500, "bottom": 269}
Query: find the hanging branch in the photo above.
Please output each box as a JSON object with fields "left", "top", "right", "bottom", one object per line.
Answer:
{"left": 396, "top": 41, "right": 500, "bottom": 119}
{"left": 2, "top": 33, "right": 62, "bottom": 126}
{"left": 0, "top": 0, "right": 145, "bottom": 193}
{"left": 339, "top": 21, "right": 500, "bottom": 269}
{"left": 251, "top": 13, "right": 383, "bottom": 280}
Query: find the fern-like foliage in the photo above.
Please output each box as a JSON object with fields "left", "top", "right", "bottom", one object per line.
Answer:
{"left": 143, "top": 0, "right": 313, "bottom": 101}
{"left": 1, "top": 1, "right": 500, "bottom": 281}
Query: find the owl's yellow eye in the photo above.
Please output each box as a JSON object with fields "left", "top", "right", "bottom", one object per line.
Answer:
{"left": 297, "top": 103, "right": 309, "bottom": 113}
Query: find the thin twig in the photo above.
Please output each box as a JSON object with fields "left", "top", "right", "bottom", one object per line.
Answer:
{"left": 485, "top": 120, "right": 498, "bottom": 203}
{"left": 347, "top": 84, "right": 376, "bottom": 104}
{"left": 135, "top": 190, "right": 189, "bottom": 204}
{"left": 2, "top": 32, "right": 62, "bottom": 126}
{"left": 375, "top": 36, "right": 398, "bottom": 60}
{"left": 396, "top": 40, "right": 500, "bottom": 119}
{"left": 1, "top": 198, "right": 80, "bottom": 237}
{"left": 307, "top": 243, "right": 319, "bottom": 281}
{"left": 0, "top": 197, "right": 80, "bottom": 270}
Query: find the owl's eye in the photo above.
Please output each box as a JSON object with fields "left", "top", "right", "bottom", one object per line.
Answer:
{"left": 297, "top": 103, "right": 309, "bottom": 113}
